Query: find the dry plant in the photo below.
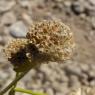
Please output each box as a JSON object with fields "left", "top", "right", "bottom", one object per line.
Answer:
{"left": 0, "top": 20, "right": 75, "bottom": 95}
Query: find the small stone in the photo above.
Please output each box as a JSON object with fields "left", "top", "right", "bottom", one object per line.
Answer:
{"left": 64, "top": 1, "right": 72, "bottom": 15}
{"left": 88, "top": 71, "right": 95, "bottom": 78}
{"left": 91, "top": 17, "right": 95, "bottom": 29}
{"left": 69, "top": 75, "right": 81, "bottom": 87}
{"left": 71, "top": 1, "right": 85, "bottom": 15}
{"left": 1, "top": 12, "right": 16, "bottom": 26}
{"left": 52, "top": 82, "right": 65, "bottom": 92}
{"left": 40, "top": 64, "right": 52, "bottom": 76}
{"left": 64, "top": 1, "right": 71, "bottom": 7}
{"left": 56, "top": 92, "right": 63, "bottom": 95}
{"left": 0, "top": 70, "right": 9, "bottom": 87}
{"left": 0, "top": 36, "right": 7, "bottom": 46}
{"left": 85, "top": 6, "right": 95, "bottom": 16}
{"left": 64, "top": 65, "right": 82, "bottom": 77}
{"left": 18, "top": 0, "right": 31, "bottom": 8}
{"left": 90, "top": 80, "right": 95, "bottom": 87}
{"left": 22, "top": 13, "right": 33, "bottom": 25}
{"left": 81, "top": 79, "right": 89, "bottom": 86}
{"left": 89, "top": 0, "right": 95, "bottom": 5}
{"left": 0, "top": 0, "right": 15, "bottom": 13}
{"left": 0, "top": 25, "right": 8, "bottom": 35}
{"left": 37, "top": 73, "right": 44, "bottom": 80}
{"left": 0, "top": 50, "right": 8, "bottom": 64}
{"left": 80, "top": 13, "right": 86, "bottom": 20}
{"left": 0, "top": 70, "right": 9, "bottom": 79}
{"left": 80, "top": 63, "right": 89, "bottom": 73}
{"left": 45, "top": 87, "right": 54, "bottom": 95}
{"left": 31, "top": 83, "right": 41, "bottom": 90}
{"left": 9, "top": 21, "right": 27, "bottom": 38}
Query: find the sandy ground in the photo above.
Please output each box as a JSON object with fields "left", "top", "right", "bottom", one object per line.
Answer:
{"left": 0, "top": 0, "right": 95, "bottom": 95}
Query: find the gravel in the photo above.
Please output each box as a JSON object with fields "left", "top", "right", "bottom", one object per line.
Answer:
{"left": 71, "top": 1, "right": 85, "bottom": 15}
{"left": 0, "top": 0, "right": 15, "bottom": 13}
{"left": 0, "top": 36, "right": 7, "bottom": 46}
{"left": 89, "top": 0, "right": 95, "bottom": 5}
{"left": 1, "top": 11, "right": 16, "bottom": 26}
{"left": 91, "top": 17, "right": 95, "bottom": 29}
{"left": 9, "top": 21, "right": 27, "bottom": 38}
{"left": 18, "top": 0, "right": 31, "bottom": 8}
{"left": 0, "top": 0, "right": 95, "bottom": 95}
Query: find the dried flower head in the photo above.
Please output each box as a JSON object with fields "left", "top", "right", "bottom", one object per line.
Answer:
{"left": 4, "top": 39, "right": 31, "bottom": 72}
{"left": 4, "top": 38, "right": 49, "bottom": 72}
{"left": 4, "top": 39, "right": 27, "bottom": 59}
{"left": 26, "top": 20, "right": 75, "bottom": 61}
{"left": 4, "top": 20, "right": 75, "bottom": 72}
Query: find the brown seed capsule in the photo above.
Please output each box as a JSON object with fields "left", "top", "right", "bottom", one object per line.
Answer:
{"left": 26, "top": 20, "right": 75, "bottom": 61}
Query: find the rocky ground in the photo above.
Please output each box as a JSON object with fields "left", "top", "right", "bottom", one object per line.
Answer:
{"left": 0, "top": 0, "right": 95, "bottom": 95}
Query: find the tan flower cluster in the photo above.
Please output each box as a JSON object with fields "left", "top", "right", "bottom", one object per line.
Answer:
{"left": 4, "top": 39, "right": 29, "bottom": 70}
{"left": 4, "top": 39, "right": 39, "bottom": 72}
{"left": 26, "top": 20, "right": 75, "bottom": 61}
{"left": 4, "top": 20, "right": 75, "bottom": 72}
{"left": 4, "top": 39, "right": 27, "bottom": 59}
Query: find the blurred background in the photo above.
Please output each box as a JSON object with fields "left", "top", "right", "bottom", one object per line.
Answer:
{"left": 0, "top": 0, "right": 95, "bottom": 95}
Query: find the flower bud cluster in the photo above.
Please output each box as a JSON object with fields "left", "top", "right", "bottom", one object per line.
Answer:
{"left": 4, "top": 20, "right": 75, "bottom": 72}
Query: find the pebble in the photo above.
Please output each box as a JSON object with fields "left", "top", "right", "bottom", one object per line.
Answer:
{"left": 1, "top": 11, "right": 16, "bottom": 26}
{"left": 64, "top": 1, "right": 72, "bottom": 15}
{"left": 70, "top": 0, "right": 95, "bottom": 16}
{"left": 0, "top": 25, "right": 7, "bottom": 35}
{"left": 22, "top": 13, "right": 33, "bottom": 25}
{"left": 69, "top": 75, "right": 81, "bottom": 87}
{"left": 81, "top": 78, "right": 89, "bottom": 86}
{"left": 0, "top": 25, "right": 8, "bottom": 45}
{"left": 0, "top": 0, "right": 15, "bottom": 13}
{"left": 90, "top": 80, "right": 95, "bottom": 87}
{"left": 88, "top": 71, "right": 95, "bottom": 78}
{"left": 71, "top": 1, "right": 85, "bottom": 15}
{"left": 45, "top": 87, "right": 54, "bottom": 95}
{"left": 30, "top": 83, "right": 42, "bottom": 90}
{"left": 0, "top": 70, "right": 9, "bottom": 87}
{"left": 80, "top": 63, "right": 89, "bottom": 73}
{"left": 0, "top": 70, "right": 9, "bottom": 80}
{"left": 85, "top": 6, "right": 95, "bottom": 16}
{"left": 64, "top": 65, "right": 82, "bottom": 77}
{"left": 91, "top": 17, "right": 95, "bottom": 29}
{"left": 89, "top": 0, "right": 95, "bottom": 5}
{"left": 9, "top": 21, "right": 27, "bottom": 38}
{"left": 0, "top": 52, "right": 8, "bottom": 64}
{"left": 0, "top": 36, "right": 7, "bottom": 46}
{"left": 56, "top": 92, "right": 63, "bottom": 95}
{"left": 18, "top": 0, "right": 31, "bottom": 8}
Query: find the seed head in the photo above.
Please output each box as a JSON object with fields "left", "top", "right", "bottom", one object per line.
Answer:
{"left": 4, "top": 38, "right": 48, "bottom": 72}
{"left": 26, "top": 20, "right": 75, "bottom": 61}
{"left": 4, "top": 20, "right": 75, "bottom": 72}
{"left": 4, "top": 39, "right": 27, "bottom": 59}
{"left": 4, "top": 39, "right": 30, "bottom": 72}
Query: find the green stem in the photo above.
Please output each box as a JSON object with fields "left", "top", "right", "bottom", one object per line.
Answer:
{"left": 8, "top": 73, "right": 19, "bottom": 95}
{"left": 0, "top": 69, "right": 31, "bottom": 95}
{"left": 15, "top": 88, "right": 47, "bottom": 95}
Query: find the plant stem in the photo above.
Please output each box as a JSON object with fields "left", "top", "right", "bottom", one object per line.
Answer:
{"left": 0, "top": 68, "right": 31, "bottom": 95}
{"left": 15, "top": 88, "right": 47, "bottom": 95}
{"left": 8, "top": 73, "right": 19, "bottom": 95}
